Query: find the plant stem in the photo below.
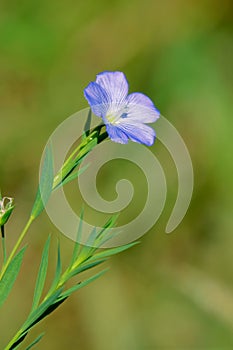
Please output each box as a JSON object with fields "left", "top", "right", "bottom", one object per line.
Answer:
{"left": 0, "top": 216, "right": 34, "bottom": 280}
{"left": 1, "top": 226, "right": 7, "bottom": 264}
{"left": 53, "top": 125, "right": 107, "bottom": 189}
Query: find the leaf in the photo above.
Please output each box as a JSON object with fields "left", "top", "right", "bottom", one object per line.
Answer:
{"left": 77, "top": 137, "right": 98, "bottom": 160}
{"left": 58, "top": 269, "right": 108, "bottom": 300}
{"left": 56, "top": 163, "right": 89, "bottom": 189}
{"left": 31, "top": 296, "right": 67, "bottom": 324}
{"left": 96, "top": 215, "right": 119, "bottom": 239}
{"left": 9, "top": 333, "right": 28, "bottom": 350}
{"left": 20, "top": 295, "right": 67, "bottom": 343}
{"left": 31, "top": 236, "right": 51, "bottom": 312}
{"left": 89, "top": 242, "right": 139, "bottom": 261}
{"left": 83, "top": 108, "right": 92, "bottom": 137}
{"left": 23, "top": 289, "right": 62, "bottom": 333}
{"left": 76, "top": 228, "right": 97, "bottom": 263}
{"left": 69, "top": 208, "right": 84, "bottom": 268}
{"left": 47, "top": 240, "right": 62, "bottom": 295}
{"left": 0, "top": 246, "right": 26, "bottom": 307}
{"left": 25, "top": 333, "right": 45, "bottom": 350}
{"left": 67, "top": 259, "right": 107, "bottom": 280}
{"left": 31, "top": 143, "right": 54, "bottom": 219}
{"left": 94, "top": 215, "right": 120, "bottom": 247}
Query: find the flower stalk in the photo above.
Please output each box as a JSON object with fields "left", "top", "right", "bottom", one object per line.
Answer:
{"left": 1, "top": 225, "right": 7, "bottom": 264}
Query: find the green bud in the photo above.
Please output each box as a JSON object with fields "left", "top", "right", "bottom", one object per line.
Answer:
{"left": 0, "top": 197, "right": 14, "bottom": 226}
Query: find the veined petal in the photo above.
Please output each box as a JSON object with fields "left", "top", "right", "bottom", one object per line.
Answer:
{"left": 84, "top": 82, "right": 110, "bottom": 117}
{"left": 126, "top": 92, "right": 160, "bottom": 123}
{"left": 106, "top": 124, "right": 129, "bottom": 144}
{"left": 117, "top": 121, "right": 156, "bottom": 146}
{"left": 96, "top": 71, "right": 129, "bottom": 104}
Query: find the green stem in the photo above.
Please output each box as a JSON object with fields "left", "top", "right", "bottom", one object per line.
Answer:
{"left": 0, "top": 216, "right": 34, "bottom": 280}
{"left": 53, "top": 125, "right": 107, "bottom": 189}
{"left": 4, "top": 329, "right": 23, "bottom": 350}
{"left": 1, "top": 226, "right": 7, "bottom": 264}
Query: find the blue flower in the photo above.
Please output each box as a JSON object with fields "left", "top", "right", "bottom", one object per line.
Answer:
{"left": 84, "top": 71, "right": 160, "bottom": 146}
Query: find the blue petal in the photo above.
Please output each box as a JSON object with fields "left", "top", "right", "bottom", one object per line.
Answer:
{"left": 117, "top": 122, "right": 156, "bottom": 146}
{"left": 96, "top": 71, "right": 128, "bottom": 104}
{"left": 84, "top": 81, "right": 110, "bottom": 117}
{"left": 106, "top": 124, "right": 129, "bottom": 144}
{"left": 125, "top": 92, "right": 160, "bottom": 123}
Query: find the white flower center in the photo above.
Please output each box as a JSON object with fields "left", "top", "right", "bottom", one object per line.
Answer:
{"left": 106, "top": 105, "right": 128, "bottom": 124}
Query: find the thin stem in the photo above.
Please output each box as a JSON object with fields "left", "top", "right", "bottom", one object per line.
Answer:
{"left": 4, "top": 329, "right": 23, "bottom": 350}
{"left": 0, "top": 216, "right": 34, "bottom": 280}
{"left": 1, "top": 226, "right": 7, "bottom": 264}
{"left": 53, "top": 125, "right": 107, "bottom": 189}
{"left": 52, "top": 135, "right": 92, "bottom": 189}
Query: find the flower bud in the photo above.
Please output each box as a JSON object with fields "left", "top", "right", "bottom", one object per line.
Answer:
{"left": 0, "top": 197, "right": 14, "bottom": 226}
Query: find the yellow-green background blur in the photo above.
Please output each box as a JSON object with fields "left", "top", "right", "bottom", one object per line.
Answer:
{"left": 0, "top": 0, "right": 233, "bottom": 349}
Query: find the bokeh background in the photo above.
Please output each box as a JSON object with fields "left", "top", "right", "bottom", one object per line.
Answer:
{"left": 1, "top": 0, "right": 233, "bottom": 349}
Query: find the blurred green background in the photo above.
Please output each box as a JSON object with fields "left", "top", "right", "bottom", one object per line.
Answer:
{"left": 1, "top": 0, "right": 233, "bottom": 349}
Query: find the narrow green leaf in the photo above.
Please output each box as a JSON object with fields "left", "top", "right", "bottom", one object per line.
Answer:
{"left": 20, "top": 296, "right": 67, "bottom": 343}
{"left": 85, "top": 227, "right": 98, "bottom": 247}
{"left": 8, "top": 291, "right": 60, "bottom": 350}
{"left": 0, "top": 246, "right": 26, "bottom": 307}
{"left": 89, "top": 242, "right": 139, "bottom": 261}
{"left": 47, "top": 241, "right": 62, "bottom": 295}
{"left": 9, "top": 333, "right": 28, "bottom": 349}
{"left": 78, "top": 137, "right": 98, "bottom": 160}
{"left": 69, "top": 208, "right": 84, "bottom": 268}
{"left": 95, "top": 229, "right": 123, "bottom": 249}
{"left": 25, "top": 333, "right": 45, "bottom": 350}
{"left": 96, "top": 215, "right": 119, "bottom": 240}
{"left": 58, "top": 269, "right": 108, "bottom": 300}
{"left": 23, "top": 289, "right": 62, "bottom": 332}
{"left": 27, "top": 296, "right": 68, "bottom": 327}
{"left": 94, "top": 216, "right": 120, "bottom": 248}
{"left": 31, "top": 143, "right": 54, "bottom": 219}
{"left": 83, "top": 108, "right": 92, "bottom": 137}
{"left": 67, "top": 259, "right": 107, "bottom": 279}
{"left": 56, "top": 163, "right": 89, "bottom": 189}
{"left": 31, "top": 236, "right": 51, "bottom": 311}
{"left": 77, "top": 226, "right": 100, "bottom": 262}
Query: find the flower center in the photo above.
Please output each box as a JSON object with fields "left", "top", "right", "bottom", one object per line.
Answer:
{"left": 106, "top": 107, "right": 128, "bottom": 124}
{"left": 106, "top": 114, "right": 117, "bottom": 124}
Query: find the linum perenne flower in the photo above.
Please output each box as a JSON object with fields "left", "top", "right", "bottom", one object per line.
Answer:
{"left": 0, "top": 196, "right": 14, "bottom": 226}
{"left": 84, "top": 71, "right": 160, "bottom": 146}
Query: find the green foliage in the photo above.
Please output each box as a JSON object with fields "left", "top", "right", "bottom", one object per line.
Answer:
{"left": 47, "top": 241, "right": 62, "bottom": 296}
{"left": 31, "top": 236, "right": 51, "bottom": 312}
{"left": 25, "top": 333, "right": 45, "bottom": 350}
{"left": 31, "top": 143, "right": 54, "bottom": 219}
{"left": 0, "top": 246, "right": 26, "bottom": 308}
{"left": 69, "top": 208, "right": 84, "bottom": 268}
{"left": 55, "top": 163, "right": 89, "bottom": 189}
{"left": 57, "top": 269, "right": 108, "bottom": 301}
{"left": 4, "top": 215, "right": 136, "bottom": 349}
{"left": 89, "top": 242, "right": 139, "bottom": 261}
